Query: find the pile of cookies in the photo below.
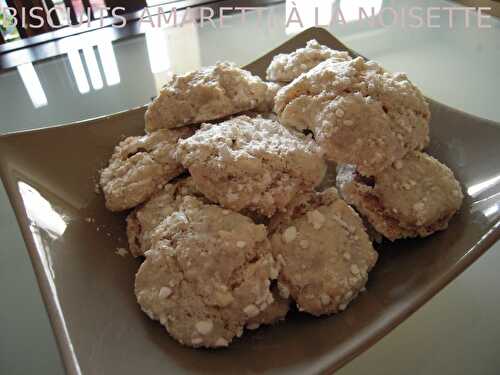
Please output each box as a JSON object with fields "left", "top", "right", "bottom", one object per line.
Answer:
{"left": 99, "top": 39, "right": 463, "bottom": 349}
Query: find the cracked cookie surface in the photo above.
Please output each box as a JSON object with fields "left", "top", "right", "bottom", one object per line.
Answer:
{"left": 255, "top": 81, "right": 282, "bottom": 113}
{"left": 100, "top": 128, "right": 194, "bottom": 211}
{"left": 145, "top": 62, "right": 268, "bottom": 132}
{"left": 337, "top": 151, "right": 463, "bottom": 241}
{"left": 135, "top": 197, "right": 279, "bottom": 348}
{"left": 266, "top": 39, "right": 352, "bottom": 83}
{"left": 176, "top": 115, "right": 326, "bottom": 217}
{"left": 270, "top": 188, "right": 378, "bottom": 316}
{"left": 275, "top": 57, "right": 430, "bottom": 176}
{"left": 126, "top": 177, "right": 205, "bottom": 257}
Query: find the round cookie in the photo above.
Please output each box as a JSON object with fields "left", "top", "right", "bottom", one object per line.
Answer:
{"left": 274, "top": 57, "right": 430, "bottom": 176}
{"left": 337, "top": 151, "right": 464, "bottom": 241}
{"left": 145, "top": 62, "right": 268, "bottom": 132}
{"left": 135, "top": 197, "right": 280, "bottom": 348}
{"left": 100, "top": 127, "right": 195, "bottom": 211}
{"left": 270, "top": 188, "right": 378, "bottom": 316}
{"left": 266, "top": 39, "right": 351, "bottom": 83}
{"left": 176, "top": 115, "right": 326, "bottom": 217}
{"left": 126, "top": 177, "right": 205, "bottom": 257}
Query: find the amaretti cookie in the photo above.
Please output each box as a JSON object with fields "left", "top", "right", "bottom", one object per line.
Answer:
{"left": 266, "top": 39, "right": 351, "bottom": 83}
{"left": 145, "top": 62, "right": 268, "bottom": 132}
{"left": 275, "top": 57, "right": 430, "bottom": 176}
{"left": 337, "top": 151, "right": 463, "bottom": 241}
{"left": 126, "top": 177, "right": 205, "bottom": 257}
{"left": 176, "top": 115, "right": 326, "bottom": 217}
{"left": 269, "top": 188, "right": 378, "bottom": 316}
{"left": 135, "top": 197, "right": 279, "bottom": 348}
{"left": 99, "top": 127, "right": 194, "bottom": 211}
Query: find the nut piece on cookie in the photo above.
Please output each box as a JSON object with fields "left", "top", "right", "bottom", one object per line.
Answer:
{"left": 127, "top": 177, "right": 206, "bottom": 257}
{"left": 275, "top": 57, "right": 430, "bottom": 176}
{"left": 176, "top": 115, "right": 327, "bottom": 217}
{"left": 270, "top": 188, "right": 378, "bottom": 316}
{"left": 99, "top": 127, "right": 195, "bottom": 211}
{"left": 145, "top": 62, "right": 268, "bottom": 132}
{"left": 245, "top": 286, "right": 290, "bottom": 330}
{"left": 135, "top": 197, "right": 280, "bottom": 348}
{"left": 266, "top": 39, "right": 352, "bottom": 83}
{"left": 337, "top": 151, "right": 463, "bottom": 241}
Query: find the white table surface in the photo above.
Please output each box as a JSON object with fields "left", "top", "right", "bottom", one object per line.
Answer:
{"left": 1, "top": 0, "right": 499, "bottom": 374}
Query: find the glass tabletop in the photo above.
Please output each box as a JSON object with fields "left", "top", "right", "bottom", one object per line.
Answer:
{"left": 1, "top": 0, "right": 499, "bottom": 374}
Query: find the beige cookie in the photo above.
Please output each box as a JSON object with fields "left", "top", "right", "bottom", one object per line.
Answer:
{"left": 145, "top": 62, "right": 268, "bottom": 132}
{"left": 270, "top": 188, "right": 378, "bottom": 316}
{"left": 100, "top": 128, "right": 194, "bottom": 211}
{"left": 176, "top": 115, "right": 326, "bottom": 217}
{"left": 337, "top": 151, "right": 463, "bottom": 241}
{"left": 266, "top": 39, "right": 351, "bottom": 83}
{"left": 275, "top": 57, "right": 430, "bottom": 176}
{"left": 135, "top": 197, "right": 279, "bottom": 348}
{"left": 194, "top": 81, "right": 280, "bottom": 120}
{"left": 255, "top": 81, "right": 282, "bottom": 113}
{"left": 126, "top": 177, "right": 205, "bottom": 257}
